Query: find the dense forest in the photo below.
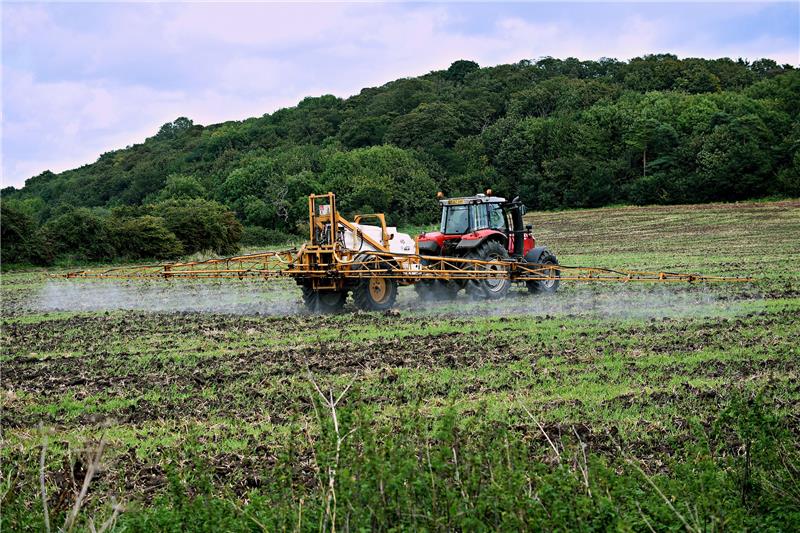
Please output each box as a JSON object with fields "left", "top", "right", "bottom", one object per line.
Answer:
{"left": 2, "top": 54, "right": 798, "bottom": 265}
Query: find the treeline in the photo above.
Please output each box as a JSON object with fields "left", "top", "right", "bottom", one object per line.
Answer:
{"left": 1, "top": 199, "right": 242, "bottom": 265}
{"left": 2, "top": 54, "right": 798, "bottom": 264}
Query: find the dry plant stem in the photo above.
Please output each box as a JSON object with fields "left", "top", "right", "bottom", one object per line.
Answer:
{"left": 571, "top": 426, "right": 591, "bottom": 498}
{"left": 104, "top": 501, "right": 125, "bottom": 531}
{"left": 297, "top": 498, "right": 304, "bottom": 533}
{"left": 229, "top": 500, "right": 267, "bottom": 532}
{"left": 67, "top": 446, "right": 78, "bottom": 495}
{"left": 636, "top": 502, "right": 657, "bottom": 533}
{"left": 425, "top": 441, "right": 437, "bottom": 512}
{"left": 307, "top": 369, "right": 358, "bottom": 533}
{"left": 452, "top": 447, "right": 470, "bottom": 505}
{"left": 63, "top": 436, "right": 106, "bottom": 533}
{"left": 627, "top": 458, "right": 695, "bottom": 533}
{"left": 0, "top": 468, "right": 20, "bottom": 508}
{"left": 520, "top": 403, "right": 561, "bottom": 462}
{"left": 604, "top": 428, "right": 695, "bottom": 532}
{"left": 39, "top": 427, "right": 51, "bottom": 533}
{"left": 97, "top": 505, "right": 124, "bottom": 533}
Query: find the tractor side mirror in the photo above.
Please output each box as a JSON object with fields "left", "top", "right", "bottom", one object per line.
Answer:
{"left": 526, "top": 224, "right": 533, "bottom": 232}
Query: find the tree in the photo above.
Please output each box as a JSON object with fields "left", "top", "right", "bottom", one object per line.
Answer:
{"left": 693, "top": 114, "right": 775, "bottom": 200}
{"left": 219, "top": 156, "right": 294, "bottom": 231}
{"left": 149, "top": 199, "right": 242, "bottom": 255}
{"left": 41, "top": 208, "right": 115, "bottom": 261}
{"left": 676, "top": 64, "right": 722, "bottom": 93}
{"left": 322, "top": 145, "right": 438, "bottom": 224}
{"left": 385, "top": 103, "right": 462, "bottom": 149}
{"left": 746, "top": 70, "right": 800, "bottom": 117}
{"left": 622, "top": 54, "right": 684, "bottom": 91}
{"left": 0, "top": 201, "right": 50, "bottom": 265}
{"left": 624, "top": 118, "right": 679, "bottom": 179}
{"left": 444, "top": 60, "right": 480, "bottom": 83}
{"left": 111, "top": 216, "right": 184, "bottom": 259}
{"left": 339, "top": 116, "right": 389, "bottom": 148}
{"left": 154, "top": 117, "right": 194, "bottom": 140}
{"left": 156, "top": 174, "right": 207, "bottom": 201}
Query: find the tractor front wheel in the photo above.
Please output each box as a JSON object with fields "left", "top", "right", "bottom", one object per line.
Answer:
{"left": 465, "top": 240, "right": 511, "bottom": 300}
{"left": 526, "top": 252, "right": 560, "bottom": 294}
{"left": 301, "top": 286, "right": 347, "bottom": 313}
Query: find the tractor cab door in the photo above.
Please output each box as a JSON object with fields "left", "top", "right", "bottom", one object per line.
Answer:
{"left": 440, "top": 204, "right": 471, "bottom": 235}
{"left": 487, "top": 204, "right": 507, "bottom": 232}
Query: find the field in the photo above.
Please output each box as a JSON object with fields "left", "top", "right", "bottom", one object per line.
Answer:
{"left": 2, "top": 200, "right": 799, "bottom": 531}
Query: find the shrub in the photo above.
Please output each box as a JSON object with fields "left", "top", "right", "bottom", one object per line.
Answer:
{"left": 148, "top": 199, "right": 242, "bottom": 255}
{"left": 1, "top": 200, "right": 51, "bottom": 265}
{"left": 155, "top": 174, "right": 208, "bottom": 201}
{"left": 41, "top": 207, "right": 115, "bottom": 261}
{"left": 111, "top": 216, "right": 184, "bottom": 259}
{"left": 239, "top": 226, "right": 294, "bottom": 247}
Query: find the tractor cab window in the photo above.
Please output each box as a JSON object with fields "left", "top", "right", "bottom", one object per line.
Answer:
{"left": 471, "top": 204, "right": 488, "bottom": 230}
{"left": 441, "top": 205, "right": 470, "bottom": 234}
{"left": 487, "top": 204, "right": 506, "bottom": 231}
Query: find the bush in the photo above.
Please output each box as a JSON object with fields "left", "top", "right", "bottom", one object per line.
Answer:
{"left": 41, "top": 207, "right": 115, "bottom": 261}
{"left": 240, "top": 226, "right": 294, "bottom": 247}
{"left": 111, "top": 216, "right": 184, "bottom": 259}
{"left": 155, "top": 174, "right": 208, "bottom": 201}
{"left": 149, "top": 199, "right": 242, "bottom": 255}
{"left": 1, "top": 200, "right": 51, "bottom": 265}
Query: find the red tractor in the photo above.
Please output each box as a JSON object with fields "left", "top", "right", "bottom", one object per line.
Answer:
{"left": 416, "top": 192, "right": 559, "bottom": 299}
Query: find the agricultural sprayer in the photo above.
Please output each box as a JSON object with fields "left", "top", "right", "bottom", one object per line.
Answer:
{"left": 63, "top": 192, "right": 752, "bottom": 312}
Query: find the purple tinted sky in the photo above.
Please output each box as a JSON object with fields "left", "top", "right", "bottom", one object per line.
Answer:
{"left": 3, "top": 2, "right": 798, "bottom": 188}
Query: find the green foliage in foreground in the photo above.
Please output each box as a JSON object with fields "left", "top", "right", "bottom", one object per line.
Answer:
{"left": 2, "top": 55, "right": 799, "bottom": 264}
{"left": 4, "top": 393, "right": 797, "bottom": 531}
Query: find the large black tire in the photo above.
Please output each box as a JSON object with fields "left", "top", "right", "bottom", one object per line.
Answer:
{"left": 352, "top": 255, "right": 398, "bottom": 311}
{"left": 301, "top": 285, "right": 347, "bottom": 313}
{"left": 465, "top": 240, "right": 511, "bottom": 300}
{"left": 526, "top": 252, "right": 560, "bottom": 294}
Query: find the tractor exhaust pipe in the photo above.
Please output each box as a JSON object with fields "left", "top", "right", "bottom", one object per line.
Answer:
{"left": 510, "top": 196, "right": 525, "bottom": 259}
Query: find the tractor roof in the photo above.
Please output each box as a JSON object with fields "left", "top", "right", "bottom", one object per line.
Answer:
{"left": 439, "top": 194, "right": 507, "bottom": 206}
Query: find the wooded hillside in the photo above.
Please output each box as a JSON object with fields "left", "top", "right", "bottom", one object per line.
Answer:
{"left": 3, "top": 54, "right": 798, "bottom": 264}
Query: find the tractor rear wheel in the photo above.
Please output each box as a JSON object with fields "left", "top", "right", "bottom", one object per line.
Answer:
{"left": 526, "top": 252, "right": 560, "bottom": 294}
{"left": 352, "top": 255, "right": 398, "bottom": 311}
{"left": 301, "top": 285, "right": 347, "bottom": 313}
{"left": 465, "top": 240, "right": 511, "bottom": 300}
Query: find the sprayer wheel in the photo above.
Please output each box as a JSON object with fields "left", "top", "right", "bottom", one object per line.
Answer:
{"left": 526, "top": 252, "right": 560, "bottom": 294}
{"left": 352, "top": 255, "right": 398, "bottom": 311}
{"left": 465, "top": 240, "right": 511, "bottom": 300}
{"left": 301, "top": 285, "right": 347, "bottom": 313}
{"left": 353, "top": 276, "right": 397, "bottom": 311}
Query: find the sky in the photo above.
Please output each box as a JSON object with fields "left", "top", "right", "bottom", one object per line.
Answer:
{"left": 2, "top": 1, "right": 799, "bottom": 189}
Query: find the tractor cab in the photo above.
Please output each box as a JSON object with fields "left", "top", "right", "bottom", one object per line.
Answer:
{"left": 439, "top": 194, "right": 509, "bottom": 235}
{"left": 419, "top": 192, "right": 534, "bottom": 259}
